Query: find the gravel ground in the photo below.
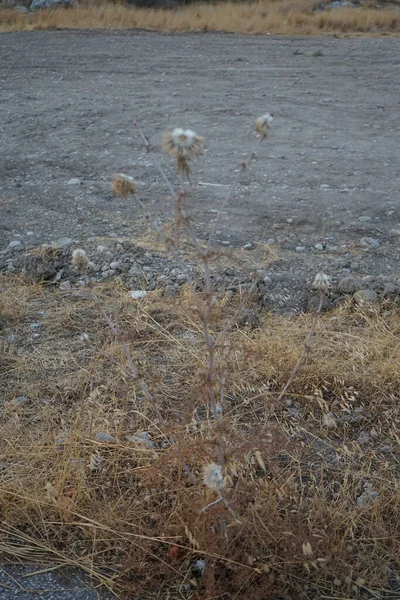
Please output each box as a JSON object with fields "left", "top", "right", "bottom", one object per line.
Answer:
{"left": 0, "top": 31, "right": 400, "bottom": 310}
{"left": 0, "top": 564, "right": 115, "bottom": 599}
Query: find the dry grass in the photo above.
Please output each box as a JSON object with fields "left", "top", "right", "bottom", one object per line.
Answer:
{"left": 1, "top": 0, "right": 400, "bottom": 35}
{"left": 1, "top": 275, "right": 399, "bottom": 598}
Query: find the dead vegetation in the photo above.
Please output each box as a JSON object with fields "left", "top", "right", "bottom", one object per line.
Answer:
{"left": 1, "top": 0, "right": 400, "bottom": 35}
{"left": 0, "top": 275, "right": 399, "bottom": 598}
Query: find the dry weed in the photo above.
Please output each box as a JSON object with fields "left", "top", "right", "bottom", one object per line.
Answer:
{"left": 1, "top": 0, "right": 400, "bottom": 35}
{"left": 1, "top": 276, "right": 399, "bottom": 598}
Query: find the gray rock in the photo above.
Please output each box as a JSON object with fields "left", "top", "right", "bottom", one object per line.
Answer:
{"left": 125, "top": 432, "right": 155, "bottom": 448}
{"left": 8, "top": 240, "right": 22, "bottom": 249}
{"left": 358, "top": 216, "right": 372, "bottom": 222}
{"left": 356, "top": 431, "right": 371, "bottom": 446}
{"left": 109, "top": 261, "right": 121, "bottom": 271}
{"left": 235, "top": 309, "right": 260, "bottom": 329}
{"left": 57, "top": 237, "right": 74, "bottom": 249}
{"left": 15, "top": 5, "right": 31, "bottom": 12}
{"left": 357, "top": 489, "right": 380, "bottom": 509}
{"left": 60, "top": 280, "right": 72, "bottom": 291}
{"left": 243, "top": 243, "right": 254, "bottom": 250}
{"left": 95, "top": 432, "right": 116, "bottom": 443}
{"left": 315, "top": 243, "right": 324, "bottom": 251}
{"left": 361, "top": 236, "right": 380, "bottom": 249}
{"left": 25, "top": 255, "right": 56, "bottom": 283}
{"left": 11, "top": 395, "right": 31, "bottom": 406}
{"left": 295, "top": 246, "right": 306, "bottom": 253}
{"left": 338, "top": 276, "right": 363, "bottom": 294}
{"left": 353, "top": 289, "right": 378, "bottom": 304}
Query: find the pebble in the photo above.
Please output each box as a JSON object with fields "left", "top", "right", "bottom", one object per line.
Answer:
{"left": 130, "top": 290, "right": 148, "bottom": 300}
{"left": 263, "top": 275, "right": 272, "bottom": 285}
{"left": 67, "top": 178, "right": 81, "bottom": 185}
{"left": 295, "top": 246, "right": 306, "bottom": 253}
{"left": 60, "top": 280, "right": 72, "bottom": 291}
{"left": 125, "top": 432, "right": 155, "bottom": 448}
{"left": 221, "top": 241, "right": 230, "bottom": 246}
{"left": 243, "top": 243, "right": 254, "bottom": 250}
{"left": 57, "top": 237, "right": 74, "bottom": 249}
{"left": 315, "top": 243, "right": 324, "bottom": 251}
{"left": 338, "top": 276, "right": 363, "bottom": 294}
{"left": 11, "top": 395, "right": 31, "bottom": 406}
{"left": 96, "top": 245, "right": 107, "bottom": 254}
{"left": 353, "top": 289, "right": 378, "bottom": 304}
{"left": 110, "top": 261, "right": 121, "bottom": 271}
{"left": 8, "top": 240, "right": 22, "bottom": 249}
{"left": 95, "top": 432, "right": 116, "bottom": 443}
{"left": 358, "top": 216, "right": 372, "bottom": 222}
{"left": 361, "top": 237, "right": 380, "bottom": 249}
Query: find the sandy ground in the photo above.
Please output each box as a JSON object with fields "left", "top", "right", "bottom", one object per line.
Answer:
{"left": 0, "top": 31, "right": 399, "bottom": 275}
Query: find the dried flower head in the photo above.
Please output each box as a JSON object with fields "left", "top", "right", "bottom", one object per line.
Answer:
{"left": 254, "top": 113, "right": 273, "bottom": 139}
{"left": 112, "top": 173, "right": 138, "bottom": 199}
{"left": 163, "top": 128, "right": 204, "bottom": 158}
{"left": 203, "top": 462, "right": 224, "bottom": 491}
{"left": 71, "top": 248, "right": 89, "bottom": 270}
{"left": 313, "top": 272, "right": 331, "bottom": 293}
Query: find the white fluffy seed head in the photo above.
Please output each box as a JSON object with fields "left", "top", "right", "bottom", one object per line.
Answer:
{"left": 254, "top": 113, "right": 273, "bottom": 139}
{"left": 203, "top": 463, "right": 225, "bottom": 491}
{"left": 313, "top": 272, "right": 330, "bottom": 292}
{"left": 162, "top": 128, "right": 204, "bottom": 158}
{"left": 112, "top": 173, "right": 138, "bottom": 198}
{"left": 71, "top": 248, "right": 89, "bottom": 270}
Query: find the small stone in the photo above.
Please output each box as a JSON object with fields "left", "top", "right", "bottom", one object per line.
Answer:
{"left": 358, "top": 216, "right": 372, "bottom": 222}
{"left": 30, "top": 322, "right": 41, "bottom": 329}
{"left": 9, "top": 240, "right": 22, "bottom": 249}
{"left": 333, "top": 579, "right": 341, "bottom": 587}
{"left": 25, "top": 255, "right": 56, "bottom": 283}
{"left": 11, "top": 395, "right": 31, "bottom": 406}
{"left": 295, "top": 246, "right": 306, "bottom": 253}
{"left": 110, "top": 261, "right": 121, "bottom": 271}
{"left": 235, "top": 309, "right": 260, "bottom": 330}
{"left": 338, "top": 276, "right": 363, "bottom": 294}
{"left": 60, "top": 280, "right": 72, "bottom": 291}
{"left": 361, "top": 237, "right": 380, "bottom": 249}
{"left": 353, "top": 289, "right": 378, "bottom": 304}
{"left": 356, "top": 431, "right": 371, "bottom": 446}
{"left": 130, "top": 290, "right": 147, "bottom": 300}
{"left": 96, "top": 245, "right": 106, "bottom": 254}
{"left": 57, "top": 237, "right": 74, "bottom": 249}
{"left": 95, "top": 432, "right": 116, "bottom": 443}
{"left": 315, "top": 243, "right": 324, "bottom": 251}
{"left": 378, "top": 445, "right": 391, "bottom": 454}
{"left": 67, "top": 178, "right": 81, "bottom": 185}
{"left": 263, "top": 275, "right": 272, "bottom": 285}
{"left": 221, "top": 241, "right": 230, "bottom": 246}
{"left": 243, "top": 243, "right": 254, "bottom": 250}
{"left": 125, "top": 432, "right": 155, "bottom": 448}
{"left": 357, "top": 489, "right": 380, "bottom": 508}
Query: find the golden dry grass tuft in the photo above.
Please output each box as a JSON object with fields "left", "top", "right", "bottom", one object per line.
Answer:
{"left": 1, "top": 275, "right": 399, "bottom": 598}
{"left": 1, "top": 0, "right": 400, "bottom": 35}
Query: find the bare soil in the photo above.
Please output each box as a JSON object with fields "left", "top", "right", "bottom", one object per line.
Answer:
{"left": 0, "top": 30, "right": 400, "bottom": 307}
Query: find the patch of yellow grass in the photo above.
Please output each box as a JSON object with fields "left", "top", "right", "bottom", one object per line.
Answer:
{"left": 1, "top": 0, "right": 400, "bottom": 35}
{"left": 1, "top": 275, "right": 399, "bottom": 597}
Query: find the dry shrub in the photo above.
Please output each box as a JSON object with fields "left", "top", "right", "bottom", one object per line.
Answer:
{"left": 1, "top": 275, "right": 399, "bottom": 598}
{"left": 1, "top": 0, "right": 400, "bottom": 34}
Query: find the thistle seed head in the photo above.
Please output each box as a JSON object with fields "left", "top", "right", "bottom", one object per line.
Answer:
{"left": 112, "top": 173, "right": 138, "bottom": 199}
{"left": 203, "top": 462, "right": 224, "bottom": 491}
{"left": 313, "top": 272, "right": 331, "bottom": 293}
{"left": 254, "top": 113, "right": 273, "bottom": 139}
{"left": 162, "top": 128, "right": 204, "bottom": 158}
{"left": 71, "top": 248, "right": 89, "bottom": 270}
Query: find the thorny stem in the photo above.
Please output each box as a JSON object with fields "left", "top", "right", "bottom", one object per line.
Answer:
{"left": 275, "top": 294, "right": 324, "bottom": 404}
{"left": 85, "top": 278, "right": 197, "bottom": 484}
{"left": 207, "top": 137, "right": 263, "bottom": 251}
{"left": 133, "top": 119, "right": 225, "bottom": 465}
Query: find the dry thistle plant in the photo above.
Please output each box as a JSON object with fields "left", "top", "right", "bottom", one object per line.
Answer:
{"left": 112, "top": 173, "right": 138, "bottom": 199}
{"left": 162, "top": 127, "right": 204, "bottom": 176}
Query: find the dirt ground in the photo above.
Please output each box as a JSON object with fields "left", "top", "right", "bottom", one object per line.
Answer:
{"left": 0, "top": 30, "right": 400, "bottom": 306}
